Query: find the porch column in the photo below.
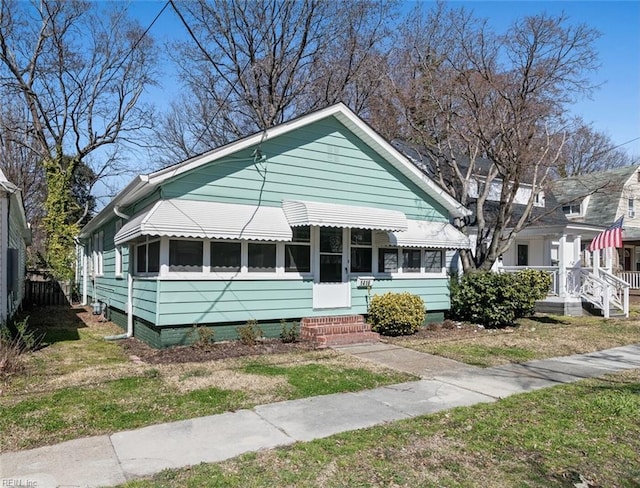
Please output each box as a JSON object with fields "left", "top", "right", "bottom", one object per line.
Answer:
{"left": 593, "top": 249, "right": 600, "bottom": 277}
{"left": 558, "top": 234, "right": 567, "bottom": 297}
{"left": 605, "top": 247, "right": 613, "bottom": 271}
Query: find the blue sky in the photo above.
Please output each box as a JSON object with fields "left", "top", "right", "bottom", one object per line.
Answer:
{"left": 131, "top": 0, "right": 640, "bottom": 159}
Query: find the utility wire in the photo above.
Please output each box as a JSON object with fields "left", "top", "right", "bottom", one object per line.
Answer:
{"left": 169, "top": 0, "right": 272, "bottom": 157}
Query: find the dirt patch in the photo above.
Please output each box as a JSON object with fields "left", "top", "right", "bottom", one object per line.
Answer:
{"left": 121, "top": 336, "right": 315, "bottom": 364}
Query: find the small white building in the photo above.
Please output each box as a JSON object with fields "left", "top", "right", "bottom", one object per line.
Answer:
{"left": 0, "top": 169, "right": 31, "bottom": 323}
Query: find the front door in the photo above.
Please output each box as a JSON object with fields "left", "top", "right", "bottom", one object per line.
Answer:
{"left": 313, "top": 227, "right": 351, "bottom": 309}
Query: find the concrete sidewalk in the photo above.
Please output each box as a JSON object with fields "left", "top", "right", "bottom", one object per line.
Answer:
{"left": 2, "top": 343, "right": 639, "bottom": 488}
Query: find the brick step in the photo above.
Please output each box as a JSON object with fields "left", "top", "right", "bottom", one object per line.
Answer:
{"left": 300, "top": 315, "right": 380, "bottom": 348}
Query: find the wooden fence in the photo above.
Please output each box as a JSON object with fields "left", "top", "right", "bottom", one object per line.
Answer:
{"left": 24, "top": 279, "right": 72, "bottom": 306}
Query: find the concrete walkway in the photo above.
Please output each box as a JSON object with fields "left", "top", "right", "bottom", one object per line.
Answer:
{"left": 2, "top": 343, "right": 639, "bottom": 488}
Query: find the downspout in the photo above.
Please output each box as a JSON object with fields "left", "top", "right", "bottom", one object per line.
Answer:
{"left": 105, "top": 206, "right": 133, "bottom": 340}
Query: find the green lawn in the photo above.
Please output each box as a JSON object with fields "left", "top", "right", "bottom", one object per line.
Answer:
{"left": 0, "top": 307, "right": 411, "bottom": 452}
{"left": 122, "top": 369, "right": 640, "bottom": 488}
{"left": 391, "top": 314, "right": 640, "bottom": 367}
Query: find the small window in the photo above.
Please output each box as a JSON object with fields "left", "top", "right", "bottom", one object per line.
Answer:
{"left": 378, "top": 248, "right": 398, "bottom": 273}
{"left": 169, "top": 240, "right": 203, "bottom": 272}
{"left": 210, "top": 241, "right": 241, "bottom": 272}
{"left": 629, "top": 198, "right": 635, "bottom": 217}
{"left": 562, "top": 204, "right": 581, "bottom": 216}
{"left": 248, "top": 242, "right": 276, "bottom": 271}
{"left": 424, "top": 250, "right": 443, "bottom": 272}
{"left": 115, "top": 221, "right": 123, "bottom": 276}
{"left": 403, "top": 249, "right": 421, "bottom": 272}
{"left": 285, "top": 226, "right": 311, "bottom": 273}
{"left": 92, "top": 231, "right": 104, "bottom": 276}
{"left": 351, "top": 229, "right": 372, "bottom": 273}
{"left": 136, "top": 240, "right": 160, "bottom": 274}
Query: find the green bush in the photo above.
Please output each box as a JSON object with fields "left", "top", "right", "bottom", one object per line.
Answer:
{"left": 368, "top": 292, "right": 426, "bottom": 336}
{"left": 450, "top": 270, "right": 551, "bottom": 328}
{"left": 236, "top": 320, "right": 263, "bottom": 345}
{"left": 279, "top": 319, "right": 299, "bottom": 343}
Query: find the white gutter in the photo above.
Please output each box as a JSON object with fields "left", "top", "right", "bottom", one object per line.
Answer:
{"left": 113, "top": 205, "right": 130, "bottom": 219}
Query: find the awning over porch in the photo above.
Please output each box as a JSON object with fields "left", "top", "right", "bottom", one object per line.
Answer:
{"left": 381, "top": 219, "right": 471, "bottom": 249}
{"left": 282, "top": 200, "right": 408, "bottom": 231}
{"left": 114, "top": 199, "right": 293, "bottom": 245}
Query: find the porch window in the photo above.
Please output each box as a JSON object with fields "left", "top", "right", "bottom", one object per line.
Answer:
{"left": 350, "top": 229, "right": 372, "bottom": 273}
{"left": 517, "top": 244, "right": 529, "bottom": 266}
{"left": 248, "top": 242, "right": 276, "bottom": 272}
{"left": 378, "top": 248, "right": 398, "bottom": 273}
{"left": 210, "top": 241, "right": 241, "bottom": 272}
{"left": 424, "top": 250, "right": 443, "bottom": 272}
{"left": 403, "top": 249, "right": 422, "bottom": 272}
{"left": 136, "top": 240, "right": 160, "bottom": 274}
{"left": 285, "top": 226, "right": 311, "bottom": 273}
{"left": 169, "top": 240, "right": 203, "bottom": 272}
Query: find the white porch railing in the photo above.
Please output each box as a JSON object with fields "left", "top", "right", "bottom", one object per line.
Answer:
{"left": 499, "top": 265, "right": 629, "bottom": 318}
{"left": 580, "top": 268, "right": 629, "bottom": 318}
{"left": 617, "top": 271, "right": 640, "bottom": 289}
{"left": 499, "top": 266, "right": 559, "bottom": 295}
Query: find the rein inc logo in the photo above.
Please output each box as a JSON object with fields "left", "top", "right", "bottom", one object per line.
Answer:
{"left": 2, "top": 480, "right": 38, "bottom": 487}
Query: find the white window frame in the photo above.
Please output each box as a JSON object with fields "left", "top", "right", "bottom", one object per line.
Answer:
{"left": 349, "top": 228, "right": 373, "bottom": 275}
{"left": 114, "top": 220, "right": 123, "bottom": 277}
{"left": 562, "top": 203, "right": 581, "bottom": 216}
{"left": 628, "top": 198, "right": 635, "bottom": 218}
{"left": 92, "top": 231, "right": 104, "bottom": 276}
{"left": 134, "top": 238, "right": 161, "bottom": 276}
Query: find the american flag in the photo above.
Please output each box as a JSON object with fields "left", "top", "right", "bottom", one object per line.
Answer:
{"left": 588, "top": 216, "right": 624, "bottom": 252}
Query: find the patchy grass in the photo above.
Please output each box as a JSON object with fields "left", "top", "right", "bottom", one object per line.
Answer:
{"left": 391, "top": 314, "right": 640, "bottom": 367}
{"left": 122, "top": 370, "right": 640, "bottom": 488}
{"left": 0, "top": 307, "right": 411, "bottom": 452}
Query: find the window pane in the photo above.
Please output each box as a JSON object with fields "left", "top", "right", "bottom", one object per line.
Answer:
{"left": 403, "top": 249, "right": 421, "bottom": 272}
{"left": 320, "top": 254, "right": 342, "bottom": 282}
{"left": 169, "top": 240, "right": 203, "bottom": 272}
{"left": 351, "top": 247, "right": 372, "bottom": 273}
{"left": 248, "top": 243, "right": 276, "bottom": 271}
{"left": 517, "top": 244, "right": 528, "bottom": 266}
{"left": 425, "top": 250, "right": 443, "bottom": 272}
{"left": 285, "top": 244, "right": 310, "bottom": 272}
{"left": 320, "top": 227, "right": 342, "bottom": 253}
{"left": 351, "top": 229, "right": 372, "bottom": 246}
{"left": 378, "top": 248, "right": 398, "bottom": 273}
{"left": 292, "top": 226, "right": 310, "bottom": 243}
{"left": 148, "top": 241, "right": 160, "bottom": 273}
{"left": 136, "top": 244, "right": 146, "bottom": 273}
{"left": 210, "top": 241, "right": 241, "bottom": 271}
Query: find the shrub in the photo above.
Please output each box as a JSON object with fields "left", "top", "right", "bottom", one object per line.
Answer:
{"left": 279, "top": 319, "right": 299, "bottom": 343}
{"left": 450, "top": 270, "right": 552, "bottom": 328}
{"left": 0, "top": 316, "right": 40, "bottom": 378}
{"left": 368, "top": 292, "right": 426, "bottom": 336}
{"left": 237, "top": 320, "right": 263, "bottom": 345}
{"left": 188, "top": 324, "right": 215, "bottom": 349}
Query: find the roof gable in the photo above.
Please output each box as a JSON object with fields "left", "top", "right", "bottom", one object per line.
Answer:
{"left": 81, "top": 103, "right": 469, "bottom": 237}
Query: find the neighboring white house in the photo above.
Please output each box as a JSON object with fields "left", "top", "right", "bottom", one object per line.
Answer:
{"left": 0, "top": 169, "right": 31, "bottom": 323}
{"left": 394, "top": 141, "right": 626, "bottom": 317}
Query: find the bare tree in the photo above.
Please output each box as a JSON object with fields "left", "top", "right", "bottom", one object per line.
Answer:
{"left": 155, "top": 0, "right": 395, "bottom": 162}
{"left": 383, "top": 3, "right": 600, "bottom": 271}
{"left": 0, "top": 0, "right": 157, "bottom": 278}
{"left": 557, "top": 118, "right": 632, "bottom": 177}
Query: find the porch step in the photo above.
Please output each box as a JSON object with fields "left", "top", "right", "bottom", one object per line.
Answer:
{"left": 300, "top": 315, "right": 380, "bottom": 348}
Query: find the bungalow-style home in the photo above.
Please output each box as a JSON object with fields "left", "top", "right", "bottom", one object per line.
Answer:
{"left": 77, "top": 103, "right": 472, "bottom": 348}
{"left": 0, "top": 169, "right": 31, "bottom": 323}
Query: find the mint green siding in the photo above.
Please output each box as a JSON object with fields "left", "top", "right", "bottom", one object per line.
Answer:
{"left": 79, "top": 114, "right": 458, "bottom": 347}
{"left": 154, "top": 277, "right": 448, "bottom": 327}
{"left": 162, "top": 118, "right": 448, "bottom": 222}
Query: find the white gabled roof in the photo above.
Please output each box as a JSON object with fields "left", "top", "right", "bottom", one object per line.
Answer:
{"left": 377, "top": 220, "right": 471, "bottom": 249}
{"left": 282, "top": 200, "right": 408, "bottom": 231}
{"left": 114, "top": 200, "right": 293, "bottom": 245}
{"left": 81, "top": 103, "right": 469, "bottom": 237}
